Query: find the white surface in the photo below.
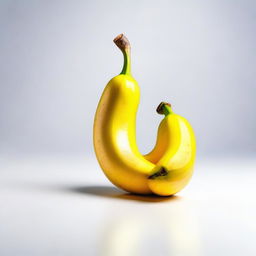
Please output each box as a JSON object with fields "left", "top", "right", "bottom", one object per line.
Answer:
{"left": 1, "top": 155, "right": 256, "bottom": 256}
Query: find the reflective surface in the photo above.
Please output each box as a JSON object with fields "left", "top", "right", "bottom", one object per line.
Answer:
{"left": 1, "top": 155, "right": 255, "bottom": 255}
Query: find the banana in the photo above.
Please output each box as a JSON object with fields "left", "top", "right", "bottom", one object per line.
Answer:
{"left": 148, "top": 102, "right": 196, "bottom": 196}
{"left": 93, "top": 34, "right": 155, "bottom": 194}
{"left": 93, "top": 34, "right": 196, "bottom": 196}
{"left": 143, "top": 103, "right": 174, "bottom": 164}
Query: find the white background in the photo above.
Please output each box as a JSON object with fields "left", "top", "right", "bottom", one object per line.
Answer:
{"left": 1, "top": 0, "right": 255, "bottom": 156}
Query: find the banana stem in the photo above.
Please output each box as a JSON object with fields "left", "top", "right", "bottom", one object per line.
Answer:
{"left": 121, "top": 49, "right": 131, "bottom": 75}
{"left": 113, "top": 34, "right": 131, "bottom": 75}
{"left": 162, "top": 104, "right": 173, "bottom": 116}
{"left": 156, "top": 102, "right": 173, "bottom": 116}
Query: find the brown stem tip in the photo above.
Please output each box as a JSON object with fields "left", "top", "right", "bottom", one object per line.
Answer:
{"left": 148, "top": 167, "right": 168, "bottom": 179}
{"left": 156, "top": 102, "right": 171, "bottom": 115}
{"left": 113, "top": 34, "right": 130, "bottom": 51}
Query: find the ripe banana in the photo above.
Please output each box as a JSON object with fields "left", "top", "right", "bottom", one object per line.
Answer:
{"left": 93, "top": 34, "right": 196, "bottom": 196}
{"left": 147, "top": 102, "right": 196, "bottom": 196}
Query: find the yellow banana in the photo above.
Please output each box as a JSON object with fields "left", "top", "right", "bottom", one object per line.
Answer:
{"left": 93, "top": 34, "right": 154, "bottom": 194}
{"left": 93, "top": 34, "right": 196, "bottom": 196}
{"left": 148, "top": 102, "right": 196, "bottom": 196}
{"left": 143, "top": 103, "right": 174, "bottom": 164}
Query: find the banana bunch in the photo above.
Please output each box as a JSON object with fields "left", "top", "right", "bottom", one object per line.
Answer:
{"left": 93, "top": 34, "right": 196, "bottom": 196}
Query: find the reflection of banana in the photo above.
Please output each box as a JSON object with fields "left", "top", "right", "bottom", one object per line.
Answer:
{"left": 102, "top": 217, "right": 142, "bottom": 256}
{"left": 93, "top": 34, "right": 196, "bottom": 196}
{"left": 101, "top": 204, "right": 202, "bottom": 256}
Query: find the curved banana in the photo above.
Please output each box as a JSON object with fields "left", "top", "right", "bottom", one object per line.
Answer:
{"left": 148, "top": 102, "right": 196, "bottom": 196}
{"left": 93, "top": 34, "right": 155, "bottom": 194}
{"left": 143, "top": 103, "right": 173, "bottom": 164}
{"left": 93, "top": 34, "right": 196, "bottom": 196}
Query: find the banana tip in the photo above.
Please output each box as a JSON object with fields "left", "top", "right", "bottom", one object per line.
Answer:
{"left": 113, "top": 34, "right": 130, "bottom": 50}
{"left": 148, "top": 167, "right": 168, "bottom": 179}
{"left": 156, "top": 102, "right": 171, "bottom": 115}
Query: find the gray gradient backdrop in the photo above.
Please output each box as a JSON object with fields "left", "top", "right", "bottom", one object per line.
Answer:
{"left": 1, "top": 0, "right": 255, "bottom": 157}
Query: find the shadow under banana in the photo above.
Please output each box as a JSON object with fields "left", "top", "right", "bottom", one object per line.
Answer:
{"left": 68, "top": 185, "right": 180, "bottom": 203}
